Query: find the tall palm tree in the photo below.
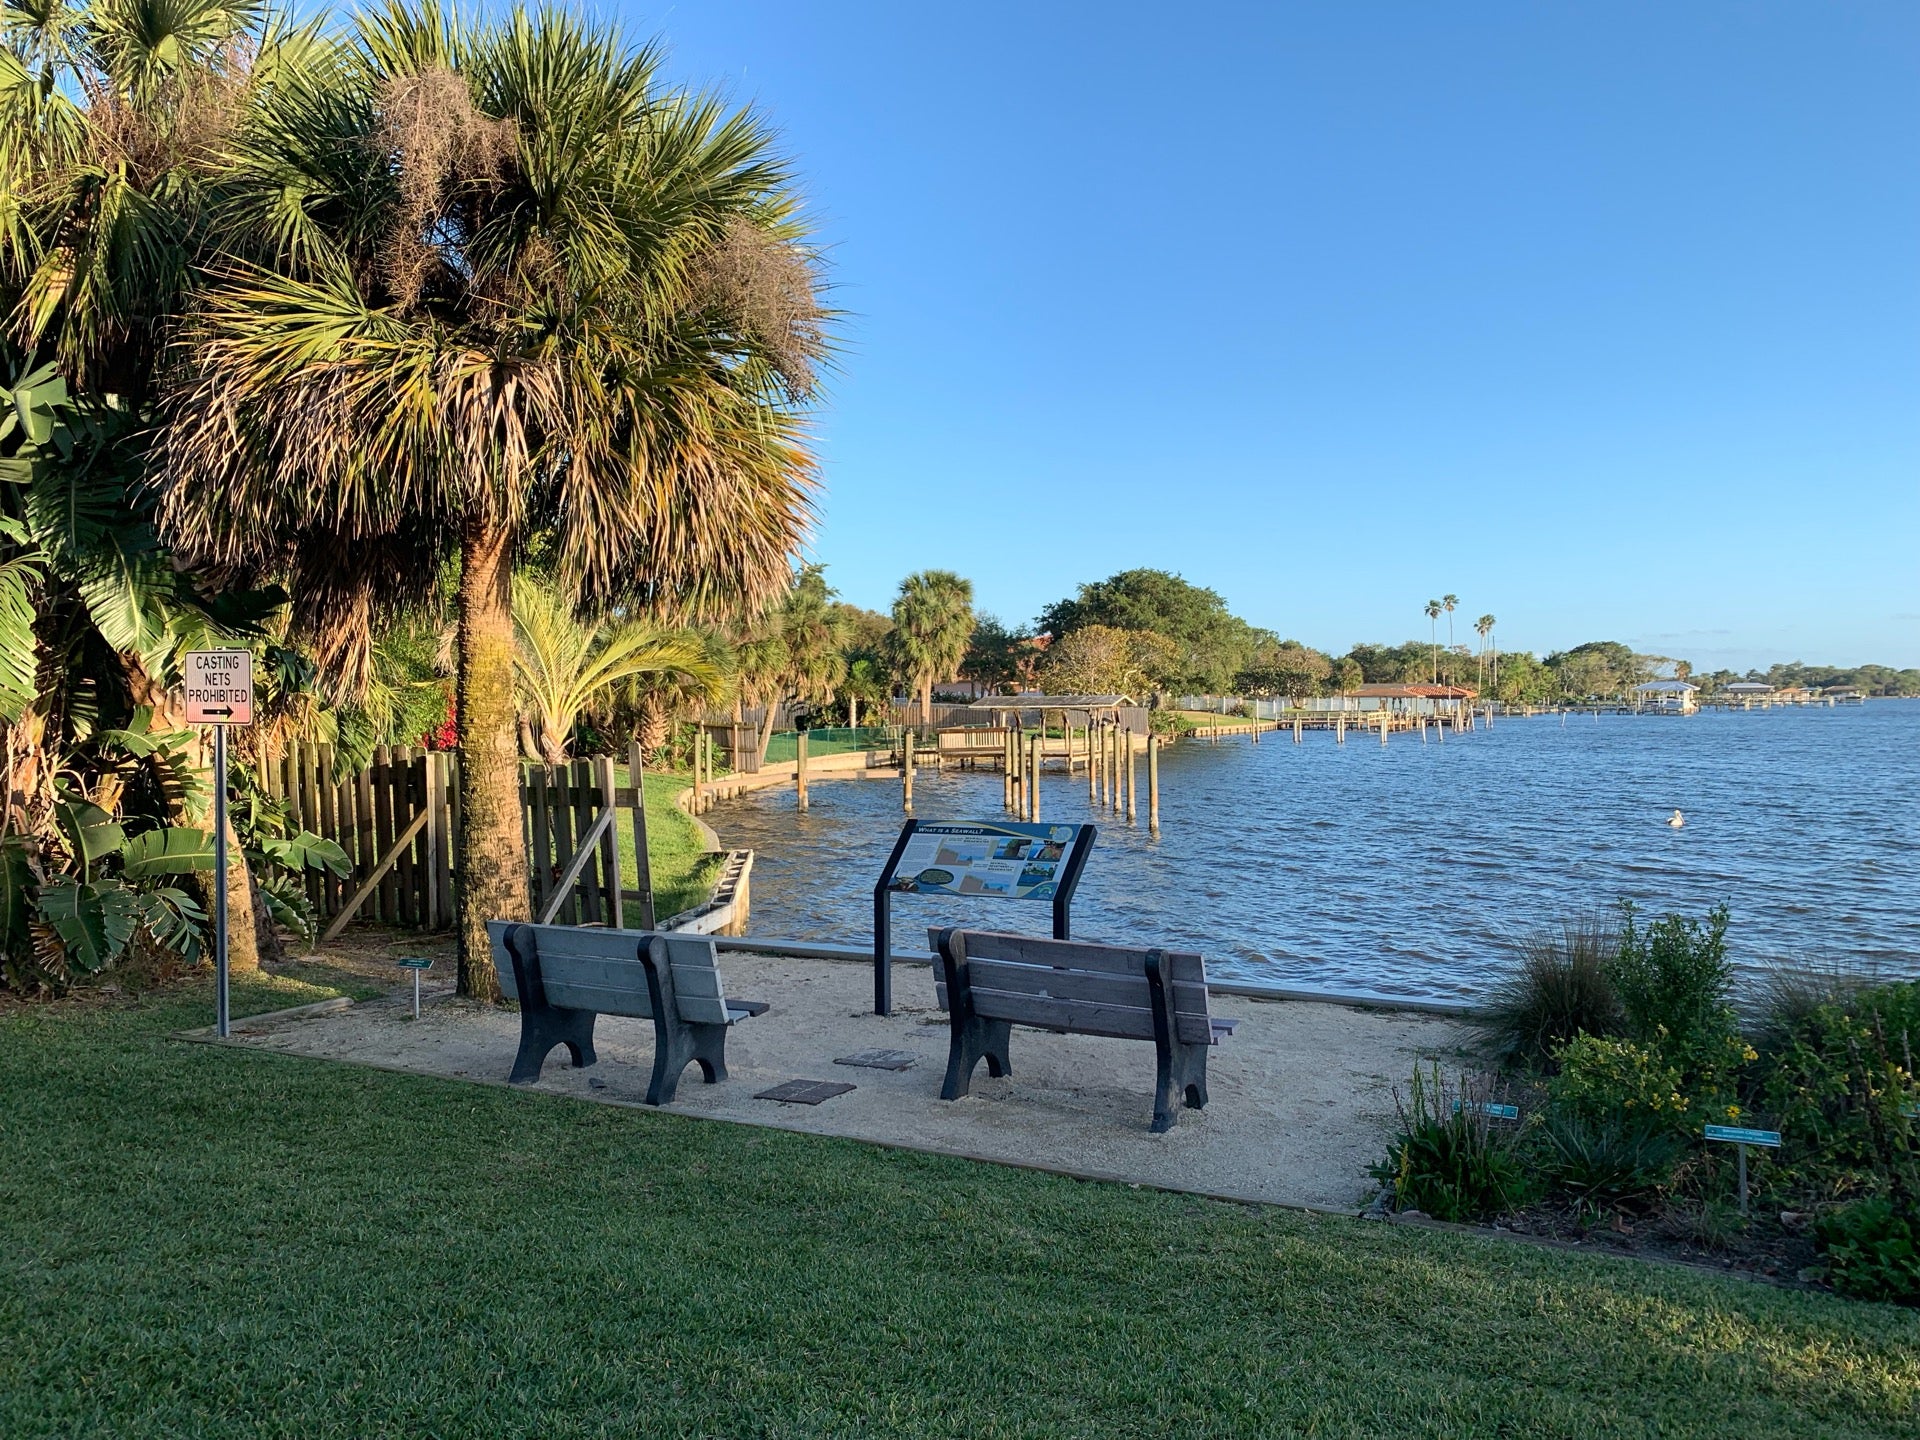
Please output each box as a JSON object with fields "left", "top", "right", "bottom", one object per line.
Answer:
{"left": 512, "top": 574, "right": 724, "bottom": 765}
{"left": 1424, "top": 599, "right": 1442, "bottom": 683}
{"left": 1442, "top": 594, "right": 1459, "bottom": 656}
{"left": 1475, "top": 613, "right": 1494, "bottom": 691}
{"left": 156, "top": 2, "right": 829, "bottom": 998}
{"left": 890, "top": 570, "right": 974, "bottom": 723}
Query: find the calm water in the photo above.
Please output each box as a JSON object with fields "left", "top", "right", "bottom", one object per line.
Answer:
{"left": 710, "top": 704, "right": 1920, "bottom": 1002}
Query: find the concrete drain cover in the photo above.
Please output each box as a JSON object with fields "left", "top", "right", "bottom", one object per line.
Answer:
{"left": 833, "top": 1049, "right": 918, "bottom": 1071}
{"left": 754, "top": 1080, "right": 856, "bottom": 1105}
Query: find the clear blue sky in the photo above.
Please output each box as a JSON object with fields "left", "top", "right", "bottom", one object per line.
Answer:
{"left": 632, "top": 1, "right": 1918, "bottom": 670}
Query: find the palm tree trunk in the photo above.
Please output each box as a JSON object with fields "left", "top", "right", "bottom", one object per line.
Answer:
{"left": 919, "top": 677, "right": 932, "bottom": 726}
{"left": 455, "top": 512, "right": 525, "bottom": 1002}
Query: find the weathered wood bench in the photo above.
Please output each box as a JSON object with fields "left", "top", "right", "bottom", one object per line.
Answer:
{"left": 930, "top": 927, "right": 1228, "bottom": 1132}
{"left": 486, "top": 921, "right": 767, "bottom": 1103}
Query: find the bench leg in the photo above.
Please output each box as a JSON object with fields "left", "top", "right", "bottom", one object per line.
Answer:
{"left": 508, "top": 1006, "right": 598, "bottom": 1085}
{"left": 645, "top": 1020, "right": 731, "bottom": 1105}
{"left": 1150, "top": 1042, "right": 1208, "bottom": 1133}
{"left": 940, "top": 1015, "right": 1013, "bottom": 1100}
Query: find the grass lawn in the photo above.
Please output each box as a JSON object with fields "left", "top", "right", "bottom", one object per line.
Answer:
{"left": 616, "top": 768, "right": 722, "bottom": 926}
{"left": 2, "top": 974, "right": 1916, "bottom": 1439}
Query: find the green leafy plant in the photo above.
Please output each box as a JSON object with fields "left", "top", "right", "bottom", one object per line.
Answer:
{"left": 1373, "top": 1065, "right": 1534, "bottom": 1222}
{"left": 1473, "top": 915, "right": 1622, "bottom": 1070}
{"left": 1535, "top": 1112, "right": 1684, "bottom": 1210}
{"left": 1763, "top": 985, "right": 1920, "bottom": 1199}
{"left": 1548, "top": 1034, "right": 1694, "bottom": 1127}
{"left": 1608, "top": 900, "right": 1735, "bottom": 1052}
{"left": 1818, "top": 1198, "right": 1920, "bottom": 1305}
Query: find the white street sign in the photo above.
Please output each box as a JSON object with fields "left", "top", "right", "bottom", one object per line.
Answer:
{"left": 183, "top": 649, "right": 254, "bottom": 726}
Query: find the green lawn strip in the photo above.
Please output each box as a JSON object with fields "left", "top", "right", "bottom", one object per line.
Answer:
{"left": 2, "top": 978, "right": 1916, "bottom": 1439}
{"left": 609, "top": 769, "right": 722, "bottom": 926}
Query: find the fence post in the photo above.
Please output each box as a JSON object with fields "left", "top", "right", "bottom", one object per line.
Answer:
{"left": 596, "top": 755, "right": 623, "bottom": 927}
{"left": 629, "top": 740, "right": 656, "bottom": 931}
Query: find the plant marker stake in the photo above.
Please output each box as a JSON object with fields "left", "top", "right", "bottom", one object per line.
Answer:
{"left": 398, "top": 957, "right": 433, "bottom": 1019}
{"left": 1704, "top": 1125, "right": 1782, "bottom": 1218}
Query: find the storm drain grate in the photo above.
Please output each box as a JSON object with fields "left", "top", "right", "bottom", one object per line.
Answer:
{"left": 833, "top": 1049, "right": 919, "bottom": 1072}
{"left": 754, "top": 1080, "right": 856, "bottom": 1105}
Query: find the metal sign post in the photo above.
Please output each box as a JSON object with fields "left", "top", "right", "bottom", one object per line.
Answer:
{"left": 397, "top": 956, "right": 434, "bottom": 1019}
{"left": 871, "top": 819, "right": 1097, "bottom": 1016}
{"left": 1704, "top": 1124, "right": 1782, "bottom": 1216}
{"left": 184, "top": 649, "right": 255, "bottom": 1039}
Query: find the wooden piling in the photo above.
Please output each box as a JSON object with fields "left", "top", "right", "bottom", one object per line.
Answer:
{"left": 903, "top": 731, "right": 915, "bottom": 812}
{"left": 1380, "top": 711, "right": 1388, "bottom": 747}
{"left": 1028, "top": 734, "right": 1041, "bottom": 822}
{"left": 1337, "top": 714, "right": 1345, "bottom": 745}
{"left": 796, "top": 729, "right": 809, "bottom": 810}
{"left": 1124, "top": 728, "right": 1137, "bottom": 822}
{"left": 1147, "top": 734, "right": 1160, "bottom": 833}
{"left": 1294, "top": 716, "right": 1302, "bottom": 744}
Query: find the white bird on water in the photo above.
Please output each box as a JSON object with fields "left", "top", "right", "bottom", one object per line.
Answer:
{"left": 1667, "top": 809, "right": 1686, "bottom": 828}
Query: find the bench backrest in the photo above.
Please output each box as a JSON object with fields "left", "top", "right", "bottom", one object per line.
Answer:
{"left": 933, "top": 928, "right": 1210, "bottom": 1046}
{"left": 485, "top": 920, "right": 732, "bottom": 1024}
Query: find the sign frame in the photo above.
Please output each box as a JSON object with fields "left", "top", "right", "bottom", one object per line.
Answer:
{"left": 183, "top": 648, "right": 255, "bottom": 726}
{"left": 870, "top": 818, "right": 1096, "bottom": 1015}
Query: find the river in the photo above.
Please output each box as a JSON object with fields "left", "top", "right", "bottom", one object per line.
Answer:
{"left": 704, "top": 703, "right": 1920, "bottom": 1002}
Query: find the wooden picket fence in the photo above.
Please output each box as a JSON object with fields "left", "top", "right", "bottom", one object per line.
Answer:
{"left": 259, "top": 742, "right": 656, "bottom": 940}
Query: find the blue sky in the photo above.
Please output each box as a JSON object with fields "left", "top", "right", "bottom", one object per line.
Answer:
{"left": 632, "top": 1, "right": 1918, "bottom": 669}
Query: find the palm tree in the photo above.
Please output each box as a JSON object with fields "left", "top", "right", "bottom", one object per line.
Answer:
{"left": 1442, "top": 594, "right": 1459, "bottom": 657}
{"left": 1424, "top": 599, "right": 1442, "bottom": 683}
{"left": 890, "top": 570, "right": 974, "bottom": 723}
{"left": 1475, "top": 613, "right": 1494, "bottom": 691}
{"left": 0, "top": 0, "right": 287, "bottom": 970}
{"left": 512, "top": 574, "right": 724, "bottom": 765}
{"left": 156, "top": 2, "right": 829, "bottom": 998}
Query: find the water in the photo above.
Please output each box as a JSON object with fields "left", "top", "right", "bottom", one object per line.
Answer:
{"left": 707, "top": 705, "right": 1920, "bottom": 1002}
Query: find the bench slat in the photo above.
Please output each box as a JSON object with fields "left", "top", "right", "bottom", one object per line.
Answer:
{"left": 953, "top": 930, "right": 1207, "bottom": 986}
{"left": 967, "top": 987, "right": 1213, "bottom": 1045}
{"left": 541, "top": 978, "right": 656, "bottom": 1018}
{"left": 964, "top": 957, "right": 1209, "bottom": 1017}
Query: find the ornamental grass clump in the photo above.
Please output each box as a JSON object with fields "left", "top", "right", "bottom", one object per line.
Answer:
{"left": 1472, "top": 915, "right": 1622, "bottom": 1071}
{"left": 1373, "top": 1065, "right": 1533, "bottom": 1222}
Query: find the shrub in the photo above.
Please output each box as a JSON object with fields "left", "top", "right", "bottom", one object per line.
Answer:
{"left": 1817, "top": 1198, "right": 1920, "bottom": 1305}
{"left": 1751, "top": 957, "right": 1874, "bottom": 1060}
{"left": 1607, "top": 900, "right": 1735, "bottom": 1057}
{"left": 1473, "top": 916, "right": 1622, "bottom": 1070}
{"left": 1548, "top": 1035, "right": 1694, "bottom": 1128}
{"left": 1535, "top": 1112, "right": 1684, "bottom": 1210}
{"left": 1764, "top": 985, "right": 1920, "bottom": 1200}
{"left": 1372, "top": 1065, "right": 1534, "bottom": 1222}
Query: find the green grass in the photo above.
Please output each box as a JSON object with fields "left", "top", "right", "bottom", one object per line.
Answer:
{"left": 2, "top": 977, "right": 1917, "bottom": 1437}
{"left": 614, "top": 769, "right": 722, "bottom": 925}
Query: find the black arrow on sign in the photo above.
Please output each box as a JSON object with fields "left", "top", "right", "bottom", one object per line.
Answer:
{"left": 203, "top": 707, "right": 232, "bottom": 717}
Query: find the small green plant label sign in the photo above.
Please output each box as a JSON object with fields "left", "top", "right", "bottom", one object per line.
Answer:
{"left": 396, "top": 957, "right": 433, "bottom": 971}
{"left": 1704, "top": 1124, "right": 1781, "bottom": 1148}
{"left": 1453, "top": 1100, "right": 1520, "bottom": 1120}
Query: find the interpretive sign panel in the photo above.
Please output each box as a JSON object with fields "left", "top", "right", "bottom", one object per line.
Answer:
{"left": 870, "top": 818, "right": 1097, "bottom": 1016}
{"left": 885, "top": 820, "right": 1088, "bottom": 902}
{"left": 1704, "top": 1124, "right": 1781, "bottom": 1148}
{"left": 183, "top": 649, "right": 254, "bottom": 726}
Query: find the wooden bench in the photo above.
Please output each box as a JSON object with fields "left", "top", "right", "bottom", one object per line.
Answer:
{"left": 930, "top": 927, "right": 1227, "bottom": 1132}
{"left": 486, "top": 921, "right": 767, "bottom": 1103}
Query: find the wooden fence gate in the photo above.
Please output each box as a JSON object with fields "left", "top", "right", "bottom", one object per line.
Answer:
{"left": 259, "top": 741, "right": 656, "bottom": 942}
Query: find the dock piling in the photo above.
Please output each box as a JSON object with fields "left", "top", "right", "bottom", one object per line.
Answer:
{"left": 796, "top": 730, "right": 809, "bottom": 810}
{"left": 1147, "top": 734, "right": 1160, "bottom": 833}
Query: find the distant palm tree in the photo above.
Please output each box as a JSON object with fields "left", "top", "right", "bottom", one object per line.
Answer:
{"left": 891, "top": 571, "right": 975, "bottom": 722}
{"left": 158, "top": 3, "right": 829, "bottom": 998}
{"left": 1443, "top": 594, "right": 1459, "bottom": 656}
{"left": 1475, "top": 614, "right": 1495, "bottom": 690}
{"left": 512, "top": 576, "right": 724, "bottom": 765}
{"left": 1425, "top": 599, "right": 1442, "bottom": 682}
